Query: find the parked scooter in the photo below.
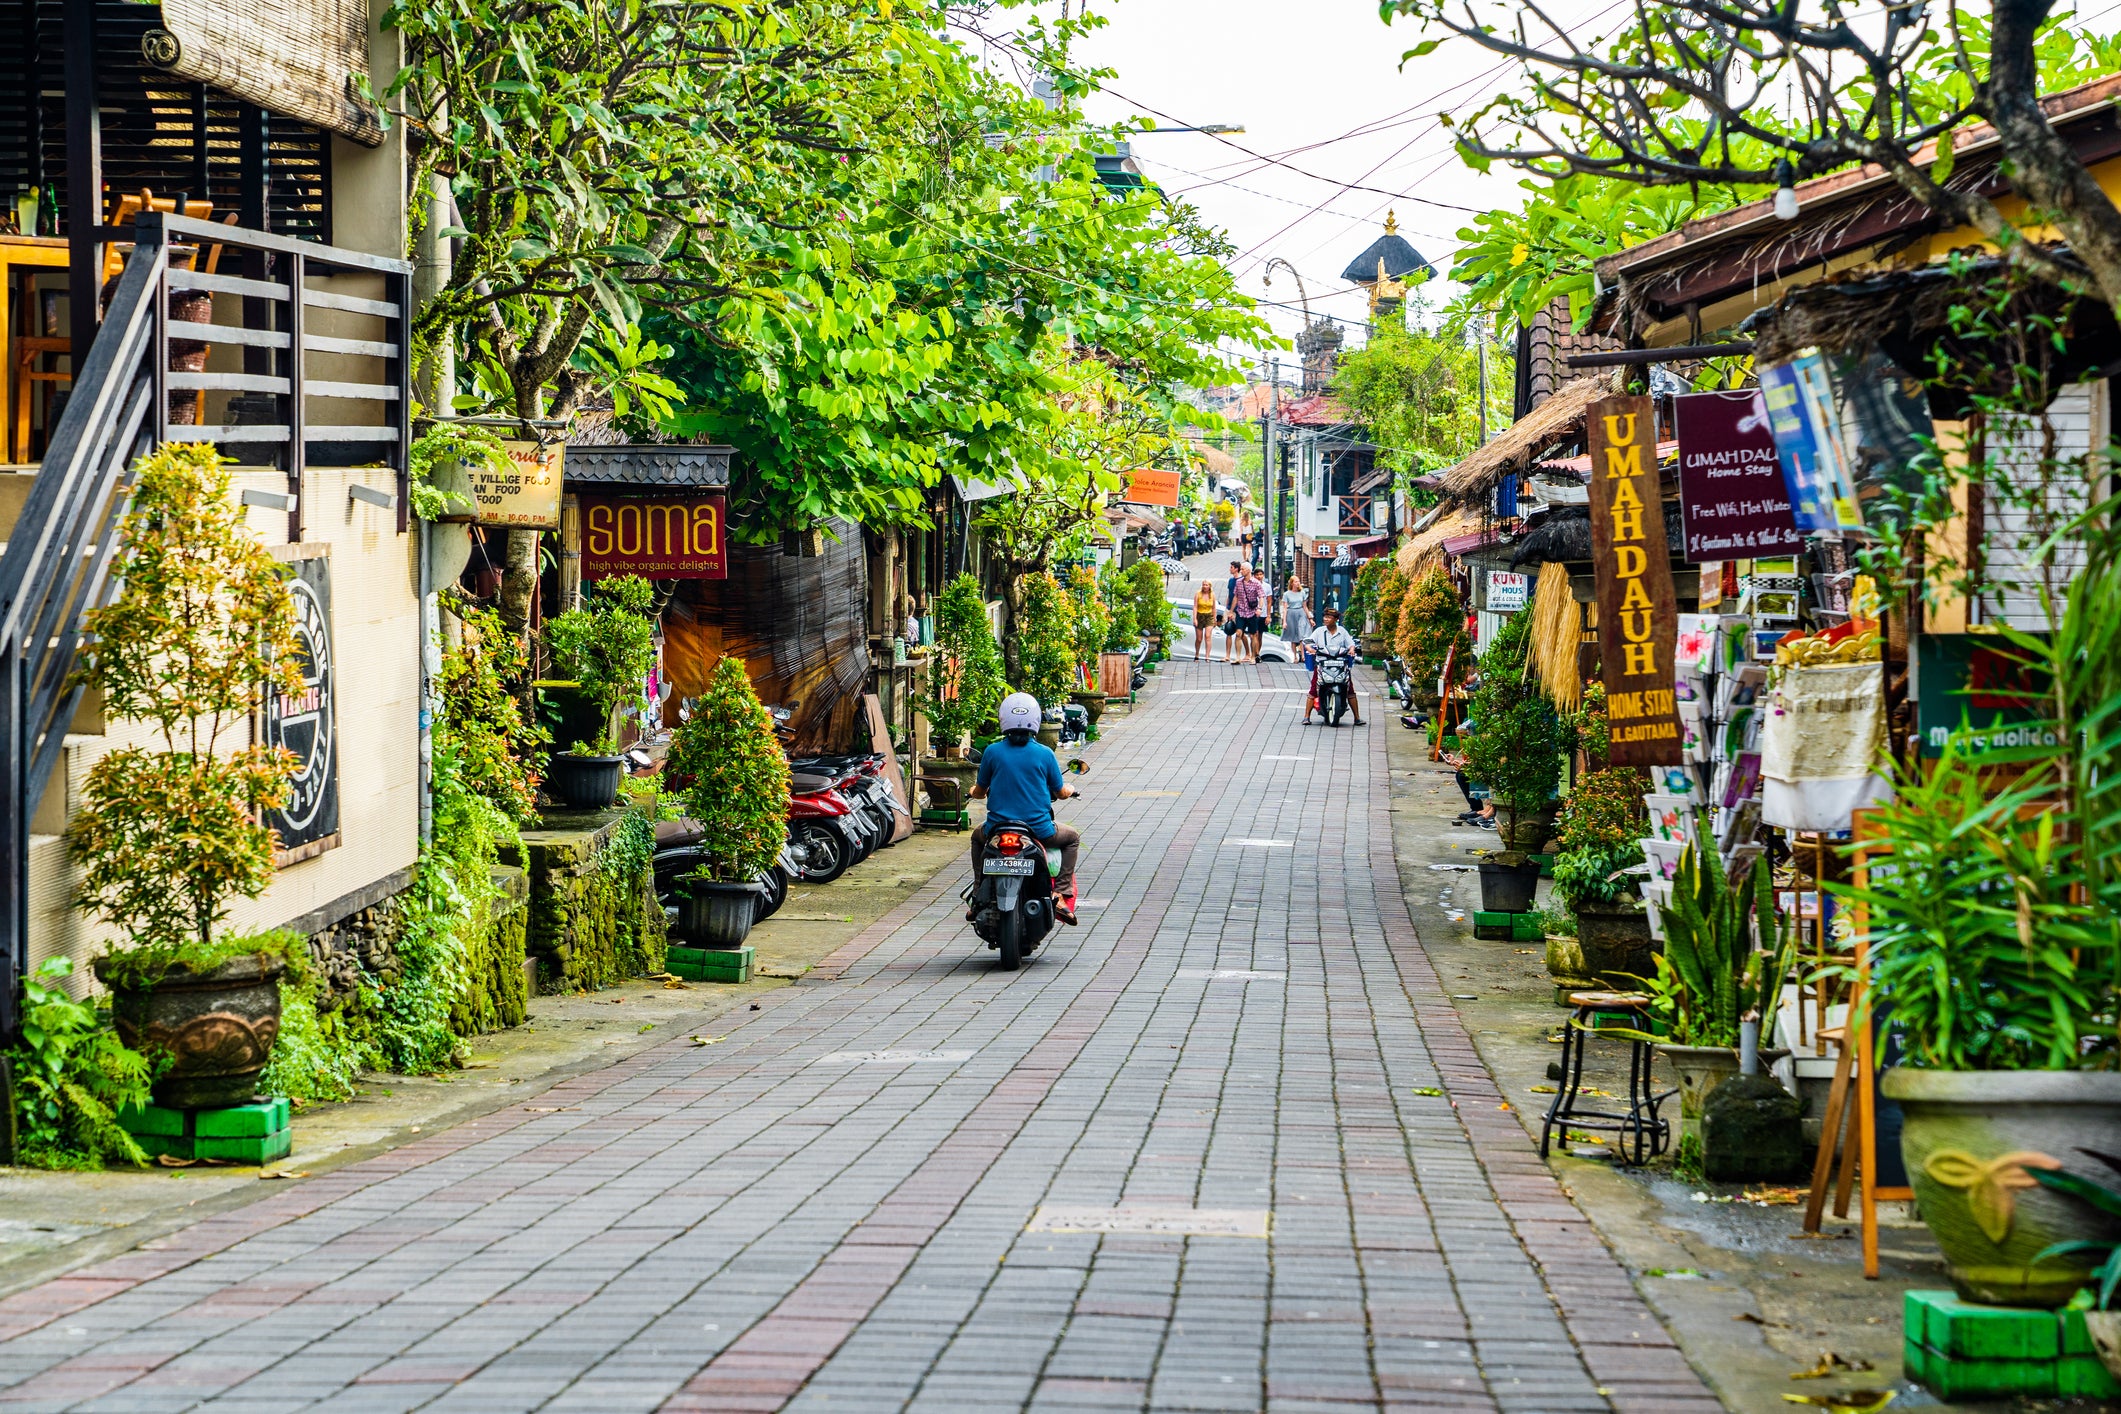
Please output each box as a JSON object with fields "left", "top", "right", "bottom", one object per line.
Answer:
{"left": 652, "top": 822, "right": 806, "bottom": 933}
{"left": 786, "top": 772, "right": 868, "bottom": 883}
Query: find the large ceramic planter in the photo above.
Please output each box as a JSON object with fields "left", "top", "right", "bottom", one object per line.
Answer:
{"left": 1499, "top": 805, "right": 1561, "bottom": 853}
{"left": 682, "top": 879, "right": 761, "bottom": 948}
{"left": 1883, "top": 1068, "right": 2121, "bottom": 1307}
{"left": 1575, "top": 900, "right": 1656, "bottom": 985}
{"left": 547, "top": 753, "right": 624, "bottom": 811}
{"left": 1036, "top": 723, "right": 1062, "bottom": 750}
{"left": 98, "top": 953, "right": 286, "bottom": 1110}
{"left": 1657, "top": 1044, "right": 1790, "bottom": 1150}
{"left": 1545, "top": 933, "right": 1592, "bottom": 987}
{"left": 1477, "top": 860, "right": 1540, "bottom": 913}
{"left": 1069, "top": 690, "right": 1107, "bottom": 726}
{"left": 2086, "top": 1312, "right": 2121, "bottom": 1381}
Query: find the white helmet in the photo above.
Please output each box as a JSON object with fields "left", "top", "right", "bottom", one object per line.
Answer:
{"left": 998, "top": 692, "right": 1042, "bottom": 733}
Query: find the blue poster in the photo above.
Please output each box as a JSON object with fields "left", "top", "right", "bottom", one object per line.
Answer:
{"left": 1759, "top": 354, "right": 1863, "bottom": 533}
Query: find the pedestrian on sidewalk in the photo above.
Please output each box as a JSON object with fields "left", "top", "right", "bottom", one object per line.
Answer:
{"left": 1279, "top": 574, "right": 1311, "bottom": 647}
{"left": 1222, "top": 559, "right": 1244, "bottom": 663}
{"left": 1230, "top": 565, "right": 1268, "bottom": 664}
{"left": 1191, "top": 579, "right": 1218, "bottom": 660}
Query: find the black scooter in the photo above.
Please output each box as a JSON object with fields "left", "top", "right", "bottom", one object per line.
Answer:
{"left": 1314, "top": 649, "right": 1354, "bottom": 726}
{"left": 963, "top": 759, "right": 1087, "bottom": 971}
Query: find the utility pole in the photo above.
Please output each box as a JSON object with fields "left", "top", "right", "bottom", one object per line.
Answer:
{"left": 1266, "top": 357, "right": 1281, "bottom": 584}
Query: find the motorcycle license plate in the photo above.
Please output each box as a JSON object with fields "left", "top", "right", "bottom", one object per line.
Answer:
{"left": 986, "top": 856, "right": 1037, "bottom": 876}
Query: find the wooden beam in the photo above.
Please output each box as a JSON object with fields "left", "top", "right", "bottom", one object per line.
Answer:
{"left": 64, "top": 0, "right": 102, "bottom": 367}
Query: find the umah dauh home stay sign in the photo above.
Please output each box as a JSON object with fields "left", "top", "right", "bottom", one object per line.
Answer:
{"left": 1587, "top": 395, "right": 1684, "bottom": 766}
{"left": 579, "top": 492, "right": 729, "bottom": 580}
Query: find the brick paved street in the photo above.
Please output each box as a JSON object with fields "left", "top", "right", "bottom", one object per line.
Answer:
{"left": 0, "top": 659, "right": 1720, "bottom": 1413}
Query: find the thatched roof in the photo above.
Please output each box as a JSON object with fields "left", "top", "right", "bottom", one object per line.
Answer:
{"left": 1397, "top": 506, "right": 1487, "bottom": 575}
{"left": 1438, "top": 377, "right": 1613, "bottom": 506}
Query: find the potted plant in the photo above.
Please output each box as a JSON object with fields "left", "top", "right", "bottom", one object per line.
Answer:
{"left": 1350, "top": 555, "right": 1399, "bottom": 655}
{"left": 1856, "top": 730, "right": 2121, "bottom": 1307}
{"left": 1098, "top": 562, "right": 1141, "bottom": 700}
{"left": 665, "top": 657, "right": 792, "bottom": 947}
{"left": 920, "top": 573, "right": 1007, "bottom": 759}
{"left": 66, "top": 444, "right": 305, "bottom": 1110}
{"left": 1015, "top": 571, "right": 1075, "bottom": 748}
{"left": 1552, "top": 688, "right": 1652, "bottom": 982}
{"left": 1463, "top": 612, "right": 1564, "bottom": 908}
{"left": 1394, "top": 566, "right": 1470, "bottom": 712}
{"left": 2029, "top": 1152, "right": 2121, "bottom": 1377}
{"left": 1642, "top": 842, "right": 1794, "bottom": 1153}
{"left": 540, "top": 574, "right": 659, "bottom": 810}
{"left": 1066, "top": 565, "right": 1111, "bottom": 721}
{"left": 1123, "top": 558, "right": 1170, "bottom": 658}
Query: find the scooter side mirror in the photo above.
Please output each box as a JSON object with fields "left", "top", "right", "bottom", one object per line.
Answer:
{"left": 1064, "top": 758, "right": 1088, "bottom": 776}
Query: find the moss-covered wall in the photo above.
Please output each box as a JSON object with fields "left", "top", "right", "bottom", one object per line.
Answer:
{"left": 508, "top": 809, "right": 666, "bottom": 993}
{"left": 450, "top": 866, "right": 530, "bottom": 1036}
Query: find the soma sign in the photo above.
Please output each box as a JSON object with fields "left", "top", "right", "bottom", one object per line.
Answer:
{"left": 1587, "top": 395, "right": 1683, "bottom": 765}
{"left": 579, "top": 492, "right": 728, "bottom": 580}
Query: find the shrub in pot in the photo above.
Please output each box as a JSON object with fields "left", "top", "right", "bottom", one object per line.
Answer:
{"left": 1464, "top": 611, "right": 1564, "bottom": 904}
{"left": 1395, "top": 566, "right": 1470, "bottom": 709}
{"left": 1122, "top": 558, "right": 1169, "bottom": 654}
{"left": 65, "top": 444, "right": 305, "bottom": 1110}
{"left": 1850, "top": 727, "right": 2121, "bottom": 1307}
{"left": 1551, "top": 688, "right": 1652, "bottom": 982}
{"left": 666, "top": 657, "right": 792, "bottom": 948}
{"left": 541, "top": 574, "right": 658, "bottom": 810}
{"left": 920, "top": 574, "right": 1007, "bottom": 758}
{"left": 1639, "top": 843, "right": 1794, "bottom": 1158}
{"left": 1014, "top": 571, "right": 1077, "bottom": 711}
{"left": 1066, "top": 565, "right": 1111, "bottom": 694}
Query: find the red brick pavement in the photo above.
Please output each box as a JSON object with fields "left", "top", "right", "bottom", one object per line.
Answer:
{"left": 0, "top": 659, "right": 1722, "bottom": 1414}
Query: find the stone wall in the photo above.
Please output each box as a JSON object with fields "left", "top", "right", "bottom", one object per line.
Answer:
{"left": 507, "top": 809, "right": 668, "bottom": 993}
{"left": 306, "top": 864, "right": 531, "bottom": 1038}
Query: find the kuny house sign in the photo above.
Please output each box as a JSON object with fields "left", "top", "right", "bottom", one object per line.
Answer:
{"left": 1587, "top": 395, "right": 1684, "bottom": 766}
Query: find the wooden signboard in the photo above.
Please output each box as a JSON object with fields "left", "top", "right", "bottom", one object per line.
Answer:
{"left": 465, "top": 440, "right": 566, "bottom": 529}
{"left": 579, "top": 491, "right": 729, "bottom": 580}
{"left": 1588, "top": 395, "right": 1684, "bottom": 765}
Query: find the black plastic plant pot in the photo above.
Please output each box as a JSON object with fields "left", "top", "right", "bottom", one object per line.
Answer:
{"left": 546, "top": 753, "right": 624, "bottom": 811}
{"left": 1477, "top": 860, "right": 1541, "bottom": 914}
{"left": 683, "top": 879, "right": 762, "bottom": 948}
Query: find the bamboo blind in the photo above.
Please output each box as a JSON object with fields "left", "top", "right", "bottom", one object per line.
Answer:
{"left": 155, "top": 0, "right": 382, "bottom": 147}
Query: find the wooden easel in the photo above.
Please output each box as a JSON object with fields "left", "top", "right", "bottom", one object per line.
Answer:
{"left": 1801, "top": 810, "right": 1912, "bottom": 1278}
{"left": 1428, "top": 642, "right": 1461, "bottom": 761}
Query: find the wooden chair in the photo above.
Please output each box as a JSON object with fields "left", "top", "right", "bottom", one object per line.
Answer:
{"left": 100, "top": 191, "right": 218, "bottom": 285}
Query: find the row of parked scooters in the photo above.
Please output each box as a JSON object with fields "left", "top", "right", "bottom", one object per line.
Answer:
{"left": 652, "top": 750, "right": 908, "bottom": 932}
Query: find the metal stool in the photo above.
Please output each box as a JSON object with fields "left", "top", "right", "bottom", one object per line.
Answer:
{"left": 1538, "top": 990, "right": 1673, "bottom": 1165}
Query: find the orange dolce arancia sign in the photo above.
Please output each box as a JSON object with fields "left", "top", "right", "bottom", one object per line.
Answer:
{"left": 579, "top": 492, "right": 728, "bottom": 580}
{"left": 1587, "top": 395, "right": 1683, "bottom": 766}
{"left": 1120, "top": 467, "right": 1182, "bottom": 507}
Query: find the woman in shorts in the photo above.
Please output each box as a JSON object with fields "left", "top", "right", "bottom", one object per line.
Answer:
{"left": 1192, "top": 579, "right": 1218, "bottom": 660}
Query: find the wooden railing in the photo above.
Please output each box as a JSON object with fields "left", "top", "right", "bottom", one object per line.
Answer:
{"left": 0, "top": 213, "right": 412, "bottom": 1044}
{"left": 1336, "top": 495, "right": 1373, "bottom": 535}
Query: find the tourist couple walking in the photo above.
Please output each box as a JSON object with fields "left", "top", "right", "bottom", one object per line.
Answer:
{"left": 1189, "top": 561, "right": 1311, "bottom": 664}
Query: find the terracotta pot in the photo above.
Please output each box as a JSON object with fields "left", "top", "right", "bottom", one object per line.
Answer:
{"left": 1574, "top": 900, "right": 1656, "bottom": 985}
{"left": 1656, "top": 1044, "right": 1791, "bottom": 1150}
{"left": 682, "top": 879, "right": 760, "bottom": 948}
{"left": 99, "top": 952, "right": 286, "bottom": 1110}
{"left": 546, "top": 753, "right": 624, "bottom": 811}
{"left": 1883, "top": 1068, "right": 2121, "bottom": 1307}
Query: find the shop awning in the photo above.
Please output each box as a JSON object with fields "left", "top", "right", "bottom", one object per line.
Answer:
{"left": 565, "top": 445, "right": 733, "bottom": 488}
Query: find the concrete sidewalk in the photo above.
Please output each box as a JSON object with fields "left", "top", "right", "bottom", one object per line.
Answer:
{"left": 0, "top": 658, "right": 1716, "bottom": 1412}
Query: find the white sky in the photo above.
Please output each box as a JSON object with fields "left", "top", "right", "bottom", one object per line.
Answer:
{"left": 969, "top": 1, "right": 1597, "bottom": 369}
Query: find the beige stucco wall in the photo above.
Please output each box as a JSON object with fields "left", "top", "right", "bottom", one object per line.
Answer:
{"left": 27, "top": 464, "right": 420, "bottom": 991}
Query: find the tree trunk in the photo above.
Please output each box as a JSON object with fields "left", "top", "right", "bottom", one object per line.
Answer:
{"left": 499, "top": 527, "right": 541, "bottom": 640}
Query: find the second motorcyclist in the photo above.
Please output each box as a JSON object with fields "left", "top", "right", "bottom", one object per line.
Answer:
{"left": 1303, "top": 607, "right": 1365, "bottom": 726}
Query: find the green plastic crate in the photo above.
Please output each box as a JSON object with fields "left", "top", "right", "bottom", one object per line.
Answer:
{"left": 1911, "top": 1290, "right": 2058, "bottom": 1360}
{"left": 194, "top": 1098, "right": 291, "bottom": 1138}
{"left": 118, "top": 1097, "right": 293, "bottom": 1165}
{"left": 667, "top": 945, "right": 754, "bottom": 983}
{"left": 1902, "top": 1291, "right": 2121, "bottom": 1402}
